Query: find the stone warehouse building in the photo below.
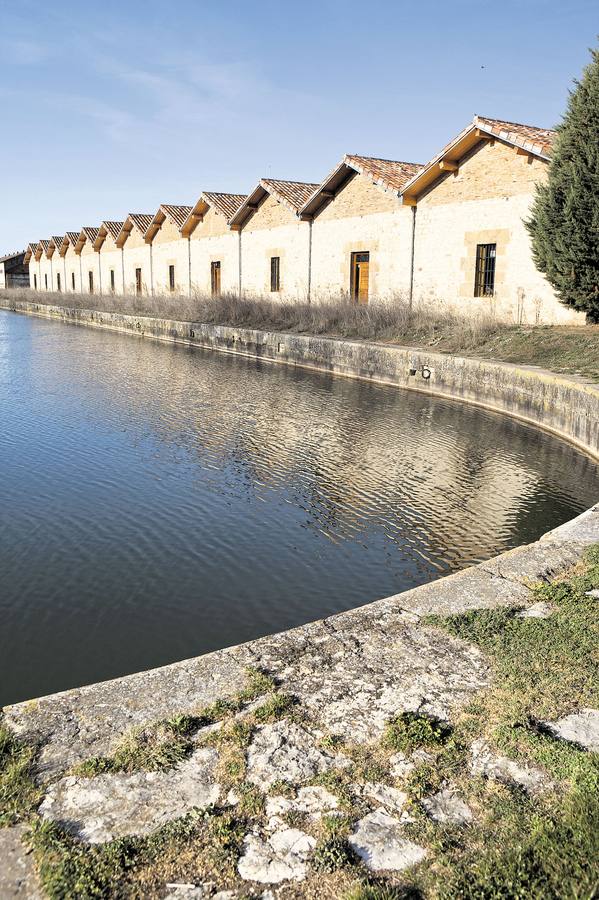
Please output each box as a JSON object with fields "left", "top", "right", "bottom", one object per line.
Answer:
{"left": 22, "top": 116, "right": 584, "bottom": 324}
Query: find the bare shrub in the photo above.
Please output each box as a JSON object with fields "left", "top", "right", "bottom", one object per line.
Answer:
{"left": 1, "top": 287, "right": 504, "bottom": 350}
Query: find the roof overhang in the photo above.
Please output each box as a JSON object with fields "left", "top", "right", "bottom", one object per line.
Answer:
{"left": 300, "top": 161, "right": 356, "bottom": 220}
{"left": 116, "top": 215, "right": 151, "bottom": 248}
{"left": 228, "top": 183, "right": 269, "bottom": 231}
{"left": 75, "top": 230, "right": 87, "bottom": 255}
{"left": 24, "top": 243, "right": 38, "bottom": 264}
{"left": 180, "top": 197, "right": 211, "bottom": 237}
{"left": 116, "top": 218, "right": 135, "bottom": 249}
{"left": 401, "top": 117, "right": 551, "bottom": 205}
{"left": 145, "top": 208, "right": 167, "bottom": 243}
{"left": 94, "top": 227, "right": 108, "bottom": 251}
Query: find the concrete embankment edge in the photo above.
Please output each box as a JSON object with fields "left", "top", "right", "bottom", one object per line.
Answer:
{"left": 2, "top": 298, "right": 599, "bottom": 460}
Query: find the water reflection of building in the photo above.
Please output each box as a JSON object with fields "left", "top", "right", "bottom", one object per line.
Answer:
{"left": 26, "top": 320, "right": 597, "bottom": 573}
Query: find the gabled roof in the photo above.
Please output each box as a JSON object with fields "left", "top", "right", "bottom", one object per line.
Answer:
{"left": 116, "top": 214, "right": 154, "bottom": 248}
{"left": 301, "top": 154, "right": 422, "bottom": 219}
{"left": 476, "top": 116, "right": 555, "bottom": 156}
{"left": 401, "top": 114, "right": 555, "bottom": 203}
{"left": 37, "top": 239, "right": 52, "bottom": 260}
{"left": 94, "top": 221, "right": 125, "bottom": 251}
{"left": 145, "top": 204, "right": 194, "bottom": 242}
{"left": 75, "top": 227, "right": 100, "bottom": 254}
{"left": 24, "top": 242, "right": 39, "bottom": 264}
{"left": 229, "top": 179, "right": 319, "bottom": 230}
{"left": 180, "top": 192, "right": 247, "bottom": 236}
{"left": 49, "top": 236, "right": 64, "bottom": 256}
{"left": 59, "top": 232, "right": 81, "bottom": 256}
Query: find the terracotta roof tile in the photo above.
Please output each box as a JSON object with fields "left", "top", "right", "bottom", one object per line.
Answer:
{"left": 202, "top": 192, "right": 247, "bottom": 221}
{"left": 38, "top": 239, "right": 52, "bottom": 253}
{"left": 158, "top": 205, "right": 194, "bottom": 229}
{"left": 262, "top": 179, "right": 320, "bottom": 212}
{"left": 344, "top": 155, "right": 423, "bottom": 192}
{"left": 476, "top": 115, "right": 555, "bottom": 157}
{"left": 65, "top": 232, "right": 80, "bottom": 245}
{"left": 102, "top": 221, "right": 125, "bottom": 242}
{"left": 80, "top": 226, "right": 99, "bottom": 244}
{"left": 51, "top": 235, "right": 64, "bottom": 247}
{"left": 128, "top": 214, "right": 154, "bottom": 235}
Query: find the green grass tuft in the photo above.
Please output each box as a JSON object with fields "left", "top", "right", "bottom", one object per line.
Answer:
{"left": 0, "top": 723, "right": 42, "bottom": 826}
{"left": 383, "top": 712, "right": 452, "bottom": 754}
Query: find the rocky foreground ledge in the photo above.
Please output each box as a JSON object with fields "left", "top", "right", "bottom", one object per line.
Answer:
{"left": 2, "top": 505, "right": 599, "bottom": 898}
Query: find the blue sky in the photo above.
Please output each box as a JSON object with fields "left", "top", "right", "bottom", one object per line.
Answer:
{"left": 0, "top": 0, "right": 596, "bottom": 252}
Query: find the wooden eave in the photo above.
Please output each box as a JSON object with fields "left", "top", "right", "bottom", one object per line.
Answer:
{"left": 145, "top": 209, "right": 167, "bottom": 243}
{"left": 228, "top": 184, "right": 268, "bottom": 231}
{"left": 116, "top": 219, "right": 134, "bottom": 249}
{"left": 401, "top": 127, "right": 486, "bottom": 204}
{"left": 180, "top": 198, "right": 210, "bottom": 237}
{"left": 75, "top": 230, "right": 88, "bottom": 255}
{"left": 299, "top": 162, "right": 356, "bottom": 220}
{"left": 93, "top": 228, "right": 107, "bottom": 252}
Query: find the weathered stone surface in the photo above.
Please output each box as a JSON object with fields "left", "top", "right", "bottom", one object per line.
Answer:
{"left": 470, "top": 739, "right": 553, "bottom": 795}
{"left": 516, "top": 601, "right": 554, "bottom": 619}
{"left": 4, "top": 650, "right": 252, "bottom": 782}
{"left": 39, "top": 748, "right": 220, "bottom": 842}
{"left": 389, "top": 752, "right": 415, "bottom": 779}
{"left": 164, "top": 888, "right": 240, "bottom": 900}
{"left": 421, "top": 786, "right": 473, "bottom": 825}
{"left": 348, "top": 810, "right": 427, "bottom": 872}
{"left": 586, "top": 589, "right": 599, "bottom": 599}
{"left": 544, "top": 708, "right": 599, "bottom": 751}
{"left": 237, "top": 828, "right": 317, "bottom": 883}
{"left": 481, "top": 540, "right": 584, "bottom": 586}
{"left": 251, "top": 621, "right": 489, "bottom": 742}
{"left": 265, "top": 785, "right": 339, "bottom": 820}
{"left": 246, "top": 721, "right": 348, "bottom": 790}
{"left": 0, "top": 826, "right": 43, "bottom": 899}
{"left": 541, "top": 505, "right": 599, "bottom": 546}
{"left": 360, "top": 782, "right": 408, "bottom": 814}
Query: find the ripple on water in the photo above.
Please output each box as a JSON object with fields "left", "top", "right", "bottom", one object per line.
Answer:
{"left": 0, "top": 310, "right": 597, "bottom": 705}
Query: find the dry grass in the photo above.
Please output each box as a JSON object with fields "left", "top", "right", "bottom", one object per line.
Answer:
{"left": 3, "top": 287, "right": 599, "bottom": 380}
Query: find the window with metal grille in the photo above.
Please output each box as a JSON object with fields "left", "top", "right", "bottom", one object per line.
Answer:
{"left": 56, "top": 273, "right": 61, "bottom": 292}
{"left": 135, "top": 268, "right": 142, "bottom": 295}
{"left": 169, "top": 265, "right": 176, "bottom": 291}
{"left": 211, "top": 261, "right": 221, "bottom": 297}
{"left": 270, "top": 256, "right": 280, "bottom": 292}
{"left": 110, "top": 269, "right": 115, "bottom": 292}
{"left": 71, "top": 272, "right": 75, "bottom": 290}
{"left": 44, "top": 274, "right": 48, "bottom": 290}
{"left": 474, "top": 243, "right": 496, "bottom": 297}
{"left": 34, "top": 274, "right": 37, "bottom": 290}
{"left": 88, "top": 271, "right": 94, "bottom": 294}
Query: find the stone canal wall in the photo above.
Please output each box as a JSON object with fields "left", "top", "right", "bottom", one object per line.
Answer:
{"left": 2, "top": 296, "right": 599, "bottom": 459}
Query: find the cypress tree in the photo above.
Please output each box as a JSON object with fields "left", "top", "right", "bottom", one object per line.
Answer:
{"left": 526, "top": 45, "right": 599, "bottom": 321}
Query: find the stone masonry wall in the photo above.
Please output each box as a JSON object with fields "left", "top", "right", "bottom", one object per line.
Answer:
{"left": 413, "top": 140, "right": 585, "bottom": 325}
{"left": 310, "top": 174, "right": 414, "bottom": 302}
{"left": 240, "top": 196, "right": 311, "bottom": 301}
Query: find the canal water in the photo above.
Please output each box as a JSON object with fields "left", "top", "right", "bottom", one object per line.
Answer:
{"left": 1, "top": 310, "right": 597, "bottom": 705}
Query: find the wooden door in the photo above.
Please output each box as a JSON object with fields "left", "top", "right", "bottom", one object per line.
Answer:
{"left": 211, "top": 261, "right": 221, "bottom": 297}
{"left": 351, "top": 252, "right": 370, "bottom": 304}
